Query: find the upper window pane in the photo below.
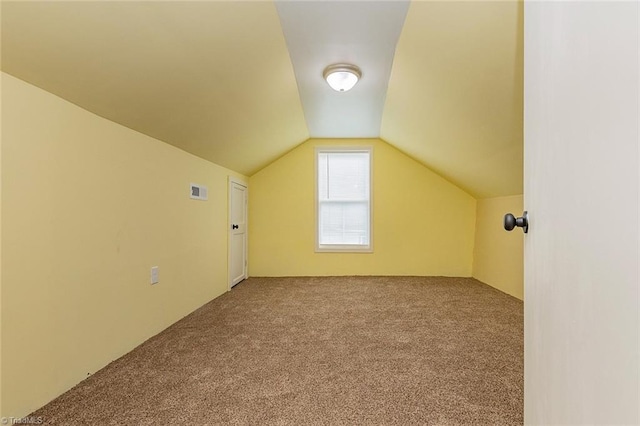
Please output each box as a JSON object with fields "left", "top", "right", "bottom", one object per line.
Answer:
{"left": 318, "top": 152, "right": 370, "bottom": 201}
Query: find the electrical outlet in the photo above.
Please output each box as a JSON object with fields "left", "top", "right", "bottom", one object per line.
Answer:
{"left": 150, "top": 266, "right": 159, "bottom": 285}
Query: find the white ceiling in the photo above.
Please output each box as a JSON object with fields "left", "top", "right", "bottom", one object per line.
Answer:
{"left": 275, "top": 0, "right": 410, "bottom": 138}
{"left": 0, "top": 0, "right": 523, "bottom": 198}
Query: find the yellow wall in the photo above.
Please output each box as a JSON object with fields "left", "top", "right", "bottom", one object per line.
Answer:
{"left": 472, "top": 195, "right": 524, "bottom": 299}
{"left": 0, "top": 68, "right": 4, "bottom": 421}
{"left": 1, "top": 73, "right": 245, "bottom": 418}
{"left": 249, "top": 138, "right": 476, "bottom": 277}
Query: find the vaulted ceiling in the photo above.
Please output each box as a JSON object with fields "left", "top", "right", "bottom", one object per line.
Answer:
{"left": 1, "top": 1, "right": 523, "bottom": 198}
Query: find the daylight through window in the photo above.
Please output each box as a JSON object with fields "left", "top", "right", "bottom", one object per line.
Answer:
{"left": 316, "top": 148, "right": 372, "bottom": 252}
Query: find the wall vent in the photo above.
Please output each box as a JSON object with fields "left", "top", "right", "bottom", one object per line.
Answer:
{"left": 190, "top": 183, "right": 208, "bottom": 200}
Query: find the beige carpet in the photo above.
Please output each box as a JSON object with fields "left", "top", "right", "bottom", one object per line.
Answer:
{"left": 33, "top": 276, "right": 523, "bottom": 425}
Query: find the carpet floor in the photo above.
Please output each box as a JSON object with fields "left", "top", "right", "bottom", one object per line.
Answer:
{"left": 32, "top": 276, "right": 523, "bottom": 425}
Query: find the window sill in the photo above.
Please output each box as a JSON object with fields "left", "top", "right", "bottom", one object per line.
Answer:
{"left": 316, "top": 245, "right": 373, "bottom": 253}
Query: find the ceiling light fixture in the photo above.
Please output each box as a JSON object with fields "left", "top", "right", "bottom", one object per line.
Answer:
{"left": 323, "top": 64, "right": 361, "bottom": 92}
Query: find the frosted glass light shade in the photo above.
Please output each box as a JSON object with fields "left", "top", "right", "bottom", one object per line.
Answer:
{"left": 323, "top": 64, "right": 361, "bottom": 92}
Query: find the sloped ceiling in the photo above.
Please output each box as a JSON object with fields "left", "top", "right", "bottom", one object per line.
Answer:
{"left": 381, "top": 1, "right": 523, "bottom": 198}
{"left": 1, "top": 1, "right": 309, "bottom": 175}
{"left": 1, "top": 1, "right": 523, "bottom": 198}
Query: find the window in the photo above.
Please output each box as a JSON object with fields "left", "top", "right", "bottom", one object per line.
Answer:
{"left": 316, "top": 147, "right": 372, "bottom": 252}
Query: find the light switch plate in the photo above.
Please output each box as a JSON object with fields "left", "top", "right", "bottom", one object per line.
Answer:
{"left": 150, "top": 266, "right": 159, "bottom": 285}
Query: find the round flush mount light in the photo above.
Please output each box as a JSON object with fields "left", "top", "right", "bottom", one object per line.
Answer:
{"left": 323, "top": 64, "right": 362, "bottom": 92}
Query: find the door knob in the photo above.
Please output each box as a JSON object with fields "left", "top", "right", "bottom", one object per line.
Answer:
{"left": 232, "top": 224, "right": 239, "bottom": 230}
{"left": 504, "top": 211, "right": 529, "bottom": 233}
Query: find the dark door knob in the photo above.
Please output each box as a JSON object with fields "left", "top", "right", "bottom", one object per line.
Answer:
{"left": 504, "top": 211, "right": 529, "bottom": 233}
{"left": 232, "top": 224, "right": 239, "bottom": 230}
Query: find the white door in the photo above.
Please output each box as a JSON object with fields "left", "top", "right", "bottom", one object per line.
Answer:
{"left": 229, "top": 178, "right": 247, "bottom": 288}
{"left": 524, "top": 2, "right": 638, "bottom": 424}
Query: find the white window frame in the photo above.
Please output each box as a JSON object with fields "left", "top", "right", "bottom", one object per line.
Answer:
{"left": 315, "top": 146, "right": 373, "bottom": 253}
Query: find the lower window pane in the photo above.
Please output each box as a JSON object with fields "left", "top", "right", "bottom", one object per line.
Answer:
{"left": 319, "top": 202, "right": 369, "bottom": 246}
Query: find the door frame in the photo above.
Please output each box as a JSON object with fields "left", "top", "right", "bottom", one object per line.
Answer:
{"left": 227, "top": 176, "right": 248, "bottom": 291}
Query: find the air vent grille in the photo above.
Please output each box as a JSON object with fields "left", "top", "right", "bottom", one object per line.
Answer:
{"left": 190, "top": 183, "right": 208, "bottom": 200}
